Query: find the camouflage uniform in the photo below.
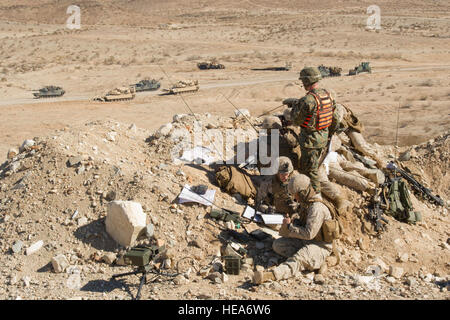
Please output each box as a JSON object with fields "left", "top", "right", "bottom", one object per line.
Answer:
{"left": 255, "top": 174, "right": 295, "bottom": 215}
{"left": 290, "top": 88, "right": 340, "bottom": 193}
{"left": 270, "top": 194, "right": 333, "bottom": 280}
{"left": 258, "top": 117, "right": 301, "bottom": 171}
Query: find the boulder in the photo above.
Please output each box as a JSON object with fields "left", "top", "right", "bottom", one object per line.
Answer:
{"left": 19, "top": 140, "right": 35, "bottom": 153}
{"left": 389, "top": 266, "right": 404, "bottom": 279}
{"left": 7, "top": 148, "right": 19, "bottom": 160}
{"left": 51, "top": 254, "right": 70, "bottom": 273}
{"left": 105, "top": 201, "right": 147, "bottom": 247}
{"left": 26, "top": 240, "right": 44, "bottom": 256}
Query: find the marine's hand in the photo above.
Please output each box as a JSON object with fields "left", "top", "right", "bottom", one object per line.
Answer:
{"left": 282, "top": 98, "right": 299, "bottom": 107}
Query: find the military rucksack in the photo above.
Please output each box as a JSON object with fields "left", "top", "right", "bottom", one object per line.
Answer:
{"left": 215, "top": 165, "right": 257, "bottom": 200}
{"left": 385, "top": 178, "right": 422, "bottom": 224}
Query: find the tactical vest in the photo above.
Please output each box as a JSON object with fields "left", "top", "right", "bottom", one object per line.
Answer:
{"left": 301, "top": 90, "right": 333, "bottom": 131}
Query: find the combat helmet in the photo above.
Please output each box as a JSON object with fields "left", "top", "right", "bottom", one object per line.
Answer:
{"left": 288, "top": 174, "right": 310, "bottom": 194}
{"left": 299, "top": 67, "right": 322, "bottom": 87}
{"left": 277, "top": 156, "right": 294, "bottom": 174}
{"left": 261, "top": 116, "right": 282, "bottom": 130}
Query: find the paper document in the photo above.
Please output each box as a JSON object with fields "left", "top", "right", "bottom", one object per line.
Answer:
{"left": 260, "top": 214, "right": 284, "bottom": 225}
{"left": 242, "top": 206, "right": 284, "bottom": 224}
{"left": 242, "top": 206, "right": 263, "bottom": 223}
{"left": 178, "top": 184, "right": 216, "bottom": 207}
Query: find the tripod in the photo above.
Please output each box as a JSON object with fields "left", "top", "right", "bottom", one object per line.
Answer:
{"left": 112, "top": 265, "right": 178, "bottom": 300}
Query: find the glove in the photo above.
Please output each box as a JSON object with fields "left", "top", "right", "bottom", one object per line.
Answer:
{"left": 282, "top": 98, "right": 299, "bottom": 107}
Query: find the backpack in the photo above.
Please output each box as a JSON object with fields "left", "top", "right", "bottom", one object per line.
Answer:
{"left": 385, "top": 178, "right": 422, "bottom": 224}
{"left": 215, "top": 165, "right": 257, "bottom": 200}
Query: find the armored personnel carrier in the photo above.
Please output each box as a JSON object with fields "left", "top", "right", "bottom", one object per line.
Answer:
{"left": 348, "top": 62, "right": 372, "bottom": 76}
{"left": 93, "top": 86, "right": 136, "bottom": 102}
{"left": 131, "top": 79, "right": 161, "bottom": 92}
{"left": 32, "top": 86, "right": 65, "bottom": 98}
{"left": 318, "top": 65, "right": 342, "bottom": 78}
{"left": 197, "top": 62, "right": 225, "bottom": 70}
{"left": 162, "top": 80, "right": 199, "bottom": 95}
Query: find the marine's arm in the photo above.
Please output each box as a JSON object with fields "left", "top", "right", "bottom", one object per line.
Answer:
{"left": 287, "top": 203, "right": 326, "bottom": 240}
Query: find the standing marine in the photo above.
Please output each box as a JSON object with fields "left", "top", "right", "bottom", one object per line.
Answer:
{"left": 283, "top": 67, "right": 340, "bottom": 194}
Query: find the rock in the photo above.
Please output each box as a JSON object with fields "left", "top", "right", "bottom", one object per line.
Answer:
{"left": 174, "top": 274, "right": 188, "bottom": 285}
{"left": 353, "top": 275, "right": 374, "bottom": 286}
{"left": 104, "top": 191, "right": 116, "bottom": 202}
{"left": 234, "top": 109, "right": 250, "bottom": 118}
{"left": 314, "top": 274, "right": 325, "bottom": 285}
{"left": 102, "top": 252, "right": 117, "bottom": 264}
{"left": 207, "top": 272, "right": 222, "bottom": 282}
{"left": 19, "top": 140, "right": 35, "bottom": 153}
{"left": 386, "top": 276, "right": 396, "bottom": 284}
{"left": 406, "top": 277, "right": 417, "bottom": 287}
{"left": 372, "top": 257, "right": 388, "bottom": 272}
{"left": 397, "top": 252, "right": 409, "bottom": 263}
{"left": 366, "top": 265, "right": 382, "bottom": 276}
{"left": 389, "top": 266, "right": 404, "bottom": 279}
{"left": 305, "top": 272, "right": 315, "bottom": 281}
{"left": 7, "top": 148, "right": 19, "bottom": 160}
{"left": 26, "top": 240, "right": 44, "bottom": 256}
{"left": 155, "top": 123, "right": 173, "bottom": 138}
{"left": 106, "top": 132, "right": 117, "bottom": 142}
{"left": 144, "top": 223, "right": 155, "bottom": 239}
{"left": 11, "top": 240, "right": 24, "bottom": 254}
{"left": 255, "top": 265, "right": 265, "bottom": 272}
{"left": 199, "top": 267, "right": 210, "bottom": 277}
{"left": 241, "top": 264, "right": 252, "bottom": 272}
{"left": 221, "top": 273, "right": 229, "bottom": 283}
{"left": 22, "top": 276, "right": 31, "bottom": 287}
{"left": 399, "top": 151, "right": 411, "bottom": 162}
{"left": 51, "top": 254, "right": 70, "bottom": 273}
{"left": 77, "top": 217, "right": 88, "bottom": 226}
{"left": 225, "top": 221, "right": 235, "bottom": 230}
{"left": 357, "top": 238, "right": 369, "bottom": 251}
{"left": 67, "top": 156, "right": 82, "bottom": 167}
{"left": 105, "top": 201, "right": 147, "bottom": 247}
{"left": 242, "top": 258, "right": 254, "bottom": 265}
{"left": 128, "top": 123, "right": 137, "bottom": 132}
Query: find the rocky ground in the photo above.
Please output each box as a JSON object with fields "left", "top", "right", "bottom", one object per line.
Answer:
{"left": 0, "top": 113, "right": 448, "bottom": 300}
{"left": 0, "top": 0, "right": 448, "bottom": 300}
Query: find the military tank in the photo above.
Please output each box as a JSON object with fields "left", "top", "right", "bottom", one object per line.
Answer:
{"left": 197, "top": 62, "right": 225, "bottom": 70}
{"left": 32, "top": 86, "right": 65, "bottom": 98}
{"left": 131, "top": 79, "right": 161, "bottom": 92}
{"left": 162, "top": 80, "right": 199, "bottom": 95}
{"left": 93, "top": 86, "right": 136, "bottom": 102}
{"left": 348, "top": 62, "right": 372, "bottom": 76}
{"left": 318, "top": 65, "right": 342, "bottom": 78}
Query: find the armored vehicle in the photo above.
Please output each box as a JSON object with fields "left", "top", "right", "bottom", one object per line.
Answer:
{"left": 318, "top": 65, "right": 342, "bottom": 78}
{"left": 162, "top": 80, "right": 199, "bottom": 94}
{"left": 93, "top": 86, "right": 136, "bottom": 102}
{"left": 32, "top": 86, "right": 65, "bottom": 98}
{"left": 131, "top": 79, "right": 161, "bottom": 92}
{"left": 348, "top": 62, "right": 372, "bottom": 76}
{"left": 197, "top": 62, "right": 225, "bottom": 70}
